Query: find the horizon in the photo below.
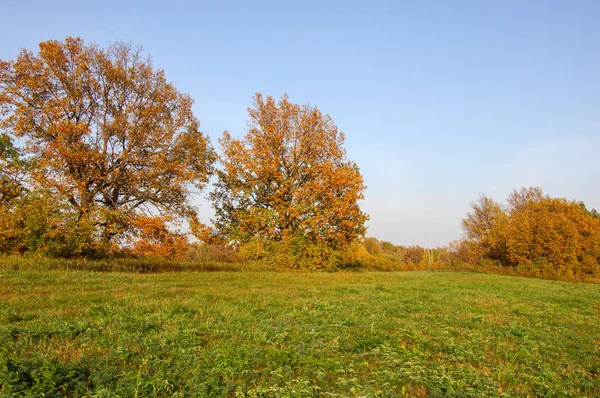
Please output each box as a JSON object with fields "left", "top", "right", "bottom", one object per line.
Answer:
{"left": 2, "top": 0, "right": 599, "bottom": 247}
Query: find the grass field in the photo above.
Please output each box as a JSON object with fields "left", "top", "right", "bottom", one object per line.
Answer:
{"left": 1, "top": 270, "right": 599, "bottom": 397}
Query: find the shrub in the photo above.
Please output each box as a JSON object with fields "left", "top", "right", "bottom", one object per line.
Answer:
{"left": 462, "top": 188, "right": 600, "bottom": 278}
{"left": 238, "top": 236, "right": 362, "bottom": 271}
{"left": 0, "top": 194, "right": 98, "bottom": 257}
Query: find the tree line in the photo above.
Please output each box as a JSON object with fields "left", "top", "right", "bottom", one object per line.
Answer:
{"left": 462, "top": 187, "right": 600, "bottom": 279}
{"left": 0, "top": 37, "right": 366, "bottom": 269}
{"left": 1, "top": 37, "right": 599, "bottom": 278}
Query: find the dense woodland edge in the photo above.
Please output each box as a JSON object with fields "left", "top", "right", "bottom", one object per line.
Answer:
{"left": 1, "top": 37, "right": 599, "bottom": 282}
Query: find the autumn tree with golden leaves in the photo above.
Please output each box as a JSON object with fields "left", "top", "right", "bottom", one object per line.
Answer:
{"left": 210, "top": 94, "right": 367, "bottom": 268}
{"left": 462, "top": 193, "right": 508, "bottom": 263}
{"left": 463, "top": 187, "right": 600, "bottom": 277}
{"left": 504, "top": 196, "right": 600, "bottom": 276}
{"left": 0, "top": 37, "right": 215, "bottom": 248}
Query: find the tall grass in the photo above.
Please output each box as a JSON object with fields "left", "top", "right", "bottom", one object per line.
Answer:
{"left": 0, "top": 255, "right": 274, "bottom": 273}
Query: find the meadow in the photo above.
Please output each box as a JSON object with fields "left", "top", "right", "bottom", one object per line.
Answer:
{"left": 1, "top": 269, "right": 599, "bottom": 397}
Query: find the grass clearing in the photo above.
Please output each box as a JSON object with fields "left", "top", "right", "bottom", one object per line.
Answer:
{"left": 0, "top": 255, "right": 272, "bottom": 273}
{"left": 1, "top": 271, "right": 599, "bottom": 397}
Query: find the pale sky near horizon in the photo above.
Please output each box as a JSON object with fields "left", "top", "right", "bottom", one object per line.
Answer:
{"left": 2, "top": 0, "right": 599, "bottom": 247}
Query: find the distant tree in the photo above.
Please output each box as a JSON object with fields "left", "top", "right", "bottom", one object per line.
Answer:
{"left": 462, "top": 187, "right": 600, "bottom": 277}
{"left": 442, "top": 239, "right": 480, "bottom": 266}
{"left": 578, "top": 201, "right": 600, "bottom": 219}
{"left": 0, "top": 37, "right": 215, "bottom": 245}
{"left": 210, "top": 93, "right": 367, "bottom": 266}
{"left": 507, "top": 186, "right": 544, "bottom": 214}
{"left": 505, "top": 197, "right": 600, "bottom": 275}
{"left": 462, "top": 194, "right": 508, "bottom": 263}
{"left": 363, "top": 237, "right": 382, "bottom": 255}
{"left": 379, "top": 240, "right": 405, "bottom": 260}
{"left": 404, "top": 245, "right": 426, "bottom": 265}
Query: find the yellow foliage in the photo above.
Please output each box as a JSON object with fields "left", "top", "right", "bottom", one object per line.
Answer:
{"left": 463, "top": 187, "right": 600, "bottom": 278}
{"left": 129, "top": 216, "right": 189, "bottom": 260}
{"left": 0, "top": 37, "right": 215, "bottom": 244}
{"left": 210, "top": 93, "right": 368, "bottom": 268}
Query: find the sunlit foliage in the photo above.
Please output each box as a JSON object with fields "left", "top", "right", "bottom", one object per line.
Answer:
{"left": 463, "top": 187, "right": 600, "bottom": 277}
{"left": 0, "top": 37, "right": 215, "bottom": 249}
{"left": 0, "top": 192, "right": 97, "bottom": 257}
{"left": 210, "top": 93, "right": 368, "bottom": 269}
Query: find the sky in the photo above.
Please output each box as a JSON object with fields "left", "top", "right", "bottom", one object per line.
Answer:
{"left": 2, "top": 0, "right": 599, "bottom": 246}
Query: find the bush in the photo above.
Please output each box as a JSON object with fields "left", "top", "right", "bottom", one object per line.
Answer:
{"left": 128, "top": 216, "right": 189, "bottom": 260}
{"left": 238, "top": 236, "right": 362, "bottom": 271}
{"left": 186, "top": 243, "right": 244, "bottom": 263}
{"left": 0, "top": 194, "right": 98, "bottom": 258}
{"left": 462, "top": 188, "right": 600, "bottom": 279}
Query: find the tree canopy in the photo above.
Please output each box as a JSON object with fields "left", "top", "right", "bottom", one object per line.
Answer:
{"left": 2, "top": 37, "right": 599, "bottom": 279}
{"left": 0, "top": 37, "right": 215, "bottom": 245}
{"left": 462, "top": 187, "right": 600, "bottom": 277}
{"left": 210, "top": 93, "right": 368, "bottom": 254}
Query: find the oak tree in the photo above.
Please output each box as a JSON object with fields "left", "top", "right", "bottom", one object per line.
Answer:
{"left": 504, "top": 196, "right": 600, "bottom": 275}
{"left": 0, "top": 37, "right": 215, "bottom": 244}
{"left": 463, "top": 187, "right": 600, "bottom": 277}
{"left": 210, "top": 93, "right": 368, "bottom": 253}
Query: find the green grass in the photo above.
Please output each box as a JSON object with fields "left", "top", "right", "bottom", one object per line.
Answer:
{"left": 1, "top": 271, "right": 599, "bottom": 397}
{"left": 0, "top": 255, "right": 273, "bottom": 273}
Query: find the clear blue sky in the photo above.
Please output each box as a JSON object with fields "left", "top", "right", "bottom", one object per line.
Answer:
{"left": 2, "top": 0, "right": 599, "bottom": 246}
